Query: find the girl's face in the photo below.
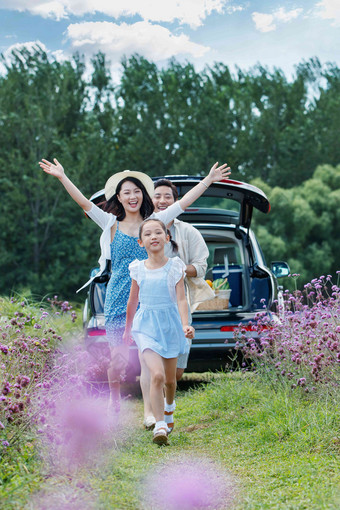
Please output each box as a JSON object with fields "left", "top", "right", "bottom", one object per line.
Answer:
{"left": 117, "top": 180, "right": 143, "bottom": 212}
{"left": 138, "top": 220, "right": 169, "bottom": 253}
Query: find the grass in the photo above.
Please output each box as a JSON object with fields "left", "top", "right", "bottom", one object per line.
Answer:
{"left": 2, "top": 373, "right": 339, "bottom": 509}
{"left": 1, "top": 292, "right": 339, "bottom": 509}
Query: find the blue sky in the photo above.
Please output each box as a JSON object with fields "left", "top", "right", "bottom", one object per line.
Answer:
{"left": 0, "top": 0, "right": 339, "bottom": 79}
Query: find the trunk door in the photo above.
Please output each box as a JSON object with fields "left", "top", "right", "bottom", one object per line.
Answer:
{"left": 168, "top": 177, "right": 270, "bottom": 228}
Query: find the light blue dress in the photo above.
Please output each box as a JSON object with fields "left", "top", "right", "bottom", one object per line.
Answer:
{"left": 129, "top": 257, "right": 190, "bottom": 359}
{"left": 104, "top": 224, "right": 147, "bottom": 346}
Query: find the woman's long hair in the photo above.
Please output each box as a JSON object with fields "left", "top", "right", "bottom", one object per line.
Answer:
{"left": 100, "top": 177, "right": 154, "bottom": 221}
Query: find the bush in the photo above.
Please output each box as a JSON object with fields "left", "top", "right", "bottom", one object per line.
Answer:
{"left": 236, "top": 273, "right": 340, "bottom": 395}
{"left": 0, "top": 295, "right": 79, "bottom": 447}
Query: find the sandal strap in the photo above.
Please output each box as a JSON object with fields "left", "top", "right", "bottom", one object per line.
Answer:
{"left": 154, "top": 426, "right": 168, "bottom": 435}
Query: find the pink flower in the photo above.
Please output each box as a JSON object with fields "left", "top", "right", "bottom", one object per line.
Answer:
{"left": 142, "top": 455, "right": 235, "bottom": 509}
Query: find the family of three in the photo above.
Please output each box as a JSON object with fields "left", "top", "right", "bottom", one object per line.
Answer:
{"left": 39, "top": 157, "right": 231, "bottom": 445}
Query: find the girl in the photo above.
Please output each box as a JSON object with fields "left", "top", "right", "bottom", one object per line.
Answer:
{"left": 38, "top": 158, "right": 231, "bottom": 413}
{"left": 123, "top": 219, "right": 194, "bottom": 445}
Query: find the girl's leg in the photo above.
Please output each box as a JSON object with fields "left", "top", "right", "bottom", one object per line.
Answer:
{"left": 163, "top": 357, "right": 178, "bottom": 432}
{"left": 163, "top": 357, "right": 177, "bottom": 405}
{"left": 141, "top": 349, "right": 165, "bottom": 422}
{"left": 138, "top": 351, "right": 156, "bottom": 428}
{"left": 107, "top": 344, "right": 129, "bottom": 411}
{"left": 142, "top": 350, "right": 169, "bottom": 445}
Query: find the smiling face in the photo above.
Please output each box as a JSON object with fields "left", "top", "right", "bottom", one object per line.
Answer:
{"left": 117, "top": 180, "right": 143, "bottom": 213}
{"left": 152, "top": 185, "right": 175, "bottom": 212}
{"left": 138, "top": 219, "right": 169, "bottom": 254}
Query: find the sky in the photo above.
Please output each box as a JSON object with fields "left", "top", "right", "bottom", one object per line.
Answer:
{"left": 0, "top": 0, "right": 339, "bottom": 80}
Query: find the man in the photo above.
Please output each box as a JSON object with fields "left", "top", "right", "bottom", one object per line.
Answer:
{"left": 140, "top": 178, "right": 214, "bottom": 430}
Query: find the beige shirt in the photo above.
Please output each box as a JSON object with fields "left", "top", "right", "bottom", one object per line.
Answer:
{"left": 167, "top": 219, "right": 215, "bottom": 312}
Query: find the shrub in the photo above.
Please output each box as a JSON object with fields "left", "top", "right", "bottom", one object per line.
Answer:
{"left": 236, "top": 274, "right": 340, "bottom": 395}
{"left": 0, "top": 295, "right": 79, "bottom": 448}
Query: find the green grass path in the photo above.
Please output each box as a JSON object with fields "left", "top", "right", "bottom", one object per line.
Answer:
{"left": 2, "top": 373, "right": 340, "bottom": 509}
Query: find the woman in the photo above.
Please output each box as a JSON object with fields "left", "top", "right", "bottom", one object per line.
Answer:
{"left": 39, "top": 158, "right": 231, "bottom": 413}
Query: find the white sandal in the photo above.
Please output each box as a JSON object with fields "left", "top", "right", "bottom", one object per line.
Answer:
{"left": 143, "top": 416, "right": 156, "bottom": 430}
{"left": 153, "top": 426, "right": 168, "bottom": 445}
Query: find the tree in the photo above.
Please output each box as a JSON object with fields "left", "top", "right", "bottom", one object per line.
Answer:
{"left": 251, "top": 164, "right": 340, "bottom": 286}
{"left": 0, "top": 47, "right": 115, "bottom": 297}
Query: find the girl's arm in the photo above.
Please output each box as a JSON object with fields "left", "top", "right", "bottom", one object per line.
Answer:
{"left": 176, "top": 277, "right": 195, "bottom": 339}
{"left": 178, "top": 161, "right": 231, "bottom": 211}
{"left": 123, "top": 279, "right": 140, "bottom": 345}
{"left": 39, "top": 158, "right": 92, "bottom": 212}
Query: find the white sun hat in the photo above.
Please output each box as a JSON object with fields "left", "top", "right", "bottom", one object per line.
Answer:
{"left": 104, "top": 170, "right": 155, "bottom": 200}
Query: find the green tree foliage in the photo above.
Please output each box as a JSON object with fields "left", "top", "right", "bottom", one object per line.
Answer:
{"left": 251, "top": 164, "right": 340, "bottom": 284}
{"left": 0, "top": 47, "right": 116, "bottom": 297}
{"left": 0, "top": 48, "right": 339, "bottom": 297}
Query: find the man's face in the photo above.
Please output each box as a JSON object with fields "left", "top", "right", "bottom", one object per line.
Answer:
{"left": 152, "top": 185, "right": 175, "bottom": 212}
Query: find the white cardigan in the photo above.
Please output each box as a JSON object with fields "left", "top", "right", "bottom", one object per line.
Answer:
{"left": 77, "top": 201, "right": 184, "bottom": 292}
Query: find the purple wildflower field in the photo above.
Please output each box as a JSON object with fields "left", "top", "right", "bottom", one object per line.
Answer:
{"left": 236, "top": 273, "right": 340, "bottom": 394}
{"left": 0, "top": 297, "right": 65, "bottom": 441}
{"left": 0, "top": 294, "right": 125, "bottom": 481}
{"left": 0, "top": 296, "right": 82, "bottom": 445}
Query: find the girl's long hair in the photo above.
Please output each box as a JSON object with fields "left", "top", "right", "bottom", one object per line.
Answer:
{"left": 99, "top": 177, "right": 154, "bottom": 220}
{"left": 139, "top": 218, "right": 178, "bottom": 253}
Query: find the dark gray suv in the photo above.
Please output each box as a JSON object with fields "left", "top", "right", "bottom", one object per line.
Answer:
{"left": 83, "top": 176, "right": 289, "bottom": 375}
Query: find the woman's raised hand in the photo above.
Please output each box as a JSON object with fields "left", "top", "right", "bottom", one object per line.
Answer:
{"left": 207, "top": 162, "right": 231, "bottom": 184}
{"left": 39, "top": 158, "right": 65, "bottom": 179}
{"left": 38, "top": 158, "right": 92, "bottom": 210}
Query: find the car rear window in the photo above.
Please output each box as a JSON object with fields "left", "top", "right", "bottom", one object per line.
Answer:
{"left": 183, "top": 194, "right": 240, "bottom": 214}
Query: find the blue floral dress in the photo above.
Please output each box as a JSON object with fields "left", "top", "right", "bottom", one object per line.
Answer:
{"left": 104, "top": 224, "right": 147, "bottom": 346}
{"left": 129, "top": 257, "right": 190, "bottom": 358}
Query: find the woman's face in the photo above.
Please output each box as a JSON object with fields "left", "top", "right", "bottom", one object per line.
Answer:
{"left": 117, "top": 180, "right": 143, "bottom": 213}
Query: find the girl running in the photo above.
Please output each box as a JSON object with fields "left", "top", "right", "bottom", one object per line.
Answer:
{"left": 123, "top": 219, "right": 194, "bottom": 445}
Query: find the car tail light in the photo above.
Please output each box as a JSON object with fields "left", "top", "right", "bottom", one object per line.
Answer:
{"left": 220, "top": 324, "right": 269, "bottom": 332}
{"left": 87, "top": 329, "right": 106, "bottom": 336}
{"left": 220, "top": 325, "right": 237, "bottom": 332}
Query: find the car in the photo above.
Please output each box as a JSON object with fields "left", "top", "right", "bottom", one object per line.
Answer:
{"left": 82, "top": 176, "right": 289, "bottom": 377}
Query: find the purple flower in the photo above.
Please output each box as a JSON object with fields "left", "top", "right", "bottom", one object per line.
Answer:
{"left": 21, "top": 376, "right": 30, "bottom": 388}
{"left": 2, "top": 441, "right": 9, "bottom": 447}
{"left": 0, "top": 344, "right": 8, "bottom": 355}
{"left": 41, "top": 395, "right": 110, "bottom": 467}
{"left": 142, "top": 455, "right": 234, "bottom": 509}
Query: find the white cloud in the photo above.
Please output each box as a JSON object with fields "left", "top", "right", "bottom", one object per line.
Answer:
{"left": 30, "top": 1, "right": 67, "bottom": 20}
{"left": 0, "top": 0, "right": 228, "bottom": 27}
{"left": 273, "top": 7, "right": 302, "bottom": 23}
{"left": 316, "top": 0, "right": 340, "bottom": 26}
{"left": 226, "top": 4, "right": 244, "bottom": 14}
{"left": 252, "top": 12, "right": 275, "bottom": 33}
{"left": 252, "top": 6, "right": 303, "bottom": 32}
{"left": 66, "top": 20, "right": 210, "bottom": 61}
